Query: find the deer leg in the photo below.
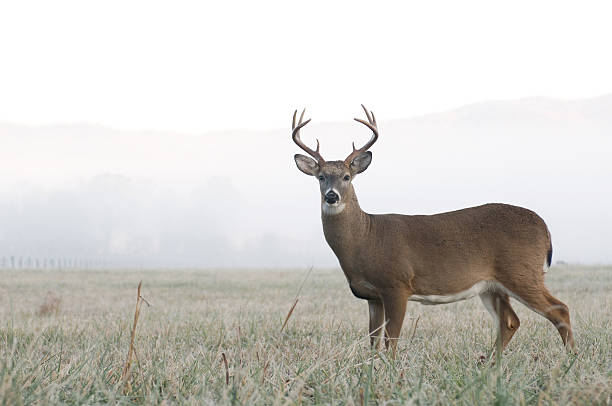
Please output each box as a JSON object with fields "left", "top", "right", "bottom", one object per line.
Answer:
{"left": 480, "top": 292, "right": 520, "bottom": 353}
{"left": 368, "top": 300, "right": 385, "bottom": 348}
{"left": 543, "top": 292, "right": 575, "bottom": 349}
{"left": 539, "top": 292, "right": 575, "bottom": 349}
{"left": 511, "top": 288, "right": 575, "bottom": 350}
{"left": 382, "top": 292, "right": 408, "bottom": 355}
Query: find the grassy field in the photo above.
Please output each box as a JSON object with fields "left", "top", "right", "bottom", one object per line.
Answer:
{"left": 1, "top": 266, "right": 610, "bottom": 405}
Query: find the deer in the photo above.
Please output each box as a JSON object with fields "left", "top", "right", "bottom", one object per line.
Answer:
{"left": 291, "top": 105, "right": 575, "bottom": 355}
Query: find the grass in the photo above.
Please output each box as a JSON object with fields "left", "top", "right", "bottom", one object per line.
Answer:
{"left": 0, "top": 266, "right": 610, "bottom": 405}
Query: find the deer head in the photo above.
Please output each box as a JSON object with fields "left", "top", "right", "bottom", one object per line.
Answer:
{"left": 292, "top": 105, "right": 378, "bottom": 215}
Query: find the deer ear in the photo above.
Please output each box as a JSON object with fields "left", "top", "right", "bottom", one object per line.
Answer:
{"left": 349, "top": 151, "right": 372, "bottom": 174}
{"left": 294, "top": 154, "right": 319, "bottom": 176}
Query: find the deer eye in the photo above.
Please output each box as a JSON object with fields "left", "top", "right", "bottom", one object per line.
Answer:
{"left": 343, "top": 175, "right": 350, "bottom": 181}
{"left": 318, "top": 175, "right": 325, "bottom": 182}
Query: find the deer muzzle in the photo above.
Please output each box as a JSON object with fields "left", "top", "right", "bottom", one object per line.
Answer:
{"left": 325, "top": 190, "right": 340, "bottom": 204}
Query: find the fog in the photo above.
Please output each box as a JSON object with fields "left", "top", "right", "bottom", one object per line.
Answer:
{"left": 1, "top": 96, "right": 610, "bottom": 268}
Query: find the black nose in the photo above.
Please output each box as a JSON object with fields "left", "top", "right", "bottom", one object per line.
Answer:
{"left": 325, "top": 191, "right": 339, "bottom": 204}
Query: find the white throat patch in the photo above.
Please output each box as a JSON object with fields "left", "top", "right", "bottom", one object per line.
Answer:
{"left": 322, "top": 202, "right": 346, "bottom": 216}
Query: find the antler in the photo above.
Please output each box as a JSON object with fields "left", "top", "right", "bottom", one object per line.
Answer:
{"left": 292, "top": 109, "right": 325, "bottom": 163}
{"left": 344, "top": 104, "right": 379, "bottom": 164}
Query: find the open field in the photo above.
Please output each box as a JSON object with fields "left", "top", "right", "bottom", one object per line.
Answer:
{"left": 1, "top": 266, "right": 610, "bottom": 405}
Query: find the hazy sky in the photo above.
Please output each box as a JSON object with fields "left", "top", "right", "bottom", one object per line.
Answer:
{"left": 1, "top": 1, "right": 612, "bottom": 133}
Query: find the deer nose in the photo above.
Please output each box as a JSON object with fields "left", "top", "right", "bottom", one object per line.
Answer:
{"left": 325, "top": 191, "right": 339, "bottom": 204}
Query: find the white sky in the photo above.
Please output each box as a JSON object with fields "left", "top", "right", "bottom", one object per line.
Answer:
{"left": 1, "top": 0, "right": 612, "bottom": 133}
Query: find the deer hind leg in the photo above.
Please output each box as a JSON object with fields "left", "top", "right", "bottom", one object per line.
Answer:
{"left": 504, "top": 286, "right": 575, "bottom": 350}
{"left": 544, "top": 292, "right": 575, "bottom": 349}
{"left": 368, "top": 300, "right": 385, "bottom": 348}
{"left": 480, "top": 292, "right": 520, "bottom": 352}
{"left": 382, "top": 292, "right": 408, "bottom": 355}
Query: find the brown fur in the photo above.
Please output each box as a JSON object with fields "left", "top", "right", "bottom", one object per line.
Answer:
{"left": 318, "top": 170, "right": 574, "bottom": 352}
{"left": 292, "top": 108, "right": 574, "bottom": 355}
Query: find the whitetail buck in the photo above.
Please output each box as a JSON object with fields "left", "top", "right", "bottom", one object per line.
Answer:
{"left": 292, "top": 105, "right": 575, "bottom": 354}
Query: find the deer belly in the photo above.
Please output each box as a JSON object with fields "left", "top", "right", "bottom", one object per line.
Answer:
{"left": 409, "top": 280, "right": 494, "bottom": 305}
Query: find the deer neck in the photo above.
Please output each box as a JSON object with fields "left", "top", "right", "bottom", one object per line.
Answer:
{"left": 321, "top": 187, "right": 370, "bottom": 257}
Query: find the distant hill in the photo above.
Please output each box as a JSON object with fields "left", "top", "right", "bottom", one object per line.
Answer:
{"left": 406, "top": 94, "right": 612, "bottom": 126}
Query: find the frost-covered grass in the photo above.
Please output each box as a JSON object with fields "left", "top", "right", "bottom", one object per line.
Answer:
{"left": 1, "top": 266, "right": 610, "bottom": 405}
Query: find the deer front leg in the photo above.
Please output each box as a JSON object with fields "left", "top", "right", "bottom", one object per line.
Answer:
{"left": 368, "top": 300, "right": 385, "bottom": 348}
{"left": 382, "top": 292, "right": 408, "bottom": 355}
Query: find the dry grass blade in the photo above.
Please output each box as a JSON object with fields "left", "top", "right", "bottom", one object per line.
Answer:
{"left": 280, "top": 266, "right": 313, "bottom": 333}
{"left": 410, "top": 315, "right": 420, "bottom": 343}
{"left": 221, "top": 352, "right": 229, "bottom": 385}
{"left": 280, "top": 299, "right": 299, "bottom": 333}
{"left": 121, "top": 281, "right": 149, "bottom": 389}
{"left": 261, "top": 360, "right": 270, "bottom": 384}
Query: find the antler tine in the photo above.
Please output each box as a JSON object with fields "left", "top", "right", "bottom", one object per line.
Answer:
{"left": 345, "top": 105, "right": 379, "bottom": 164}
{"left": 361, "top": 104, "right": 373, "bottom": 124}
{"left": 291, "top": 108, "right": 324, "bottom": 163}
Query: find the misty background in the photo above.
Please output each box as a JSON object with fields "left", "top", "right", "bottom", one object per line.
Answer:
{"left": 1, "top": 1, "right": 611, "bottom": 268}
{"left": 1, "top": 96, "right": 611, "bottom": 267}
